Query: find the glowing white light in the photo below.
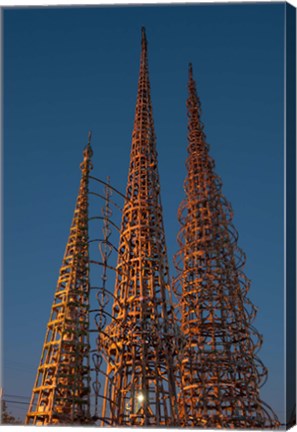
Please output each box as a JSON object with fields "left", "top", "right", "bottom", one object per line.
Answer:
{"left": 137, "top": 393, "right": 144, "bottom": 402}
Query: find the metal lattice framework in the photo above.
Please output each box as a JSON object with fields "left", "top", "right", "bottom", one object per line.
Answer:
{"left": 25, "top": 134, "right": 93, "bottom": 425}
{"left": 87, "top": 175, "right": 127, "bottom": 424}
{"left": 24, "top": 33, "right": 281, "bottom": 429}
{"left": 173, "top": 64, "right": 280, "bottom": 428}
{"left": 99, "top": 27, "right": 179, "bottom": 427}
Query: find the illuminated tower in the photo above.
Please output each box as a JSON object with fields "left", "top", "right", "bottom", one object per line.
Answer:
{"left": 25, "top": 134, "right": 93, "bottom": 425}
{"left": 174, "top": 64, "right": 279, "bottom": 428}
{"left": 100, "top": 28, "right": 178, "bottom": 426}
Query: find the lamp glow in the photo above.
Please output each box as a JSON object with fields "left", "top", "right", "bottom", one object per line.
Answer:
{"left": 137, "top": 393, "right": 144, "bottom": 402}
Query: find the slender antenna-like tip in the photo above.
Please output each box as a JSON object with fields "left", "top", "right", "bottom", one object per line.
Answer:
{"left": 88, "top": 130, "right": 92, "bottom": 143}
{"left": 81, "top": 130, "right": 93, "bottom": 170}
{"left": 141, "top": 26, "right": 147, "bottom": 47}
{"left": 188, "top": 63, "right": 193, "bottom": 79}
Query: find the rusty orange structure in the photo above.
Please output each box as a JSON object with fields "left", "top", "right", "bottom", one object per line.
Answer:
{"left": 173, "top": 64, "right": 280, "bottom": 428}
{"left": 99, "top": 28, "right": 179, "bottom": 426}
{"left": 25, "top": 134, "right": 93, "bottom": 425}
{"left": 24, "top": 31, "right": 280, "bottom": 429}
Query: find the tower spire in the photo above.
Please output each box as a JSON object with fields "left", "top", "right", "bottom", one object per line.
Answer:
{"left": 26, "top": 134, "right": 93, "bottom": 425}
{"left": 174, "top": 66, "right": 279, "bottom": 428}
{"left": 100, "top": 28, "right": 178, "bottom": 427}
{"left": 141, "top": 26, "right": 147, "bottom": 48}
{"left": 188, "top": 62, "right": 193, "bottom": 79}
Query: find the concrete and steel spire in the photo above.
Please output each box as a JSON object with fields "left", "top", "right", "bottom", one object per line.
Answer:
{"left": 174, "top": 64, "right": 280, "bottom": 428}
{"left": 100, "top": 28, "right": 178, "bottom": 427}
{"left": 25, "top": 134, "right": 93, "bottom": 425}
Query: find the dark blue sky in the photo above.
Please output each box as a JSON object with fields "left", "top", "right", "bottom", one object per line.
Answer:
{"left": 3, "top": 3, "right": 285, "bottom": 422}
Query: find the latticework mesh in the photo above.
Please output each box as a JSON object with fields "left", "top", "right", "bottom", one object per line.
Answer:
{"left": 173, "top": 64, "right": 280, "bottom": 429}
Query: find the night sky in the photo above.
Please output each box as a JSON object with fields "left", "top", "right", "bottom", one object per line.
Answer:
{"left": 3, "top": 3, "right": 285, "bottom": 423}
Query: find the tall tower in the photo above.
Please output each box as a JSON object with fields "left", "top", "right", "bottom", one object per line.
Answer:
{"left": 174, "top": 64, "right": 279, "bottom": 428}
{"left": 25, "top": 134, "right": 93, "bottom": 425}
{"left": 100, "top": 28, "right": 178, "bottom": 426}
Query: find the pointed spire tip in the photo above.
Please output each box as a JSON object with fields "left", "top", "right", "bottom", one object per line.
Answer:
{"left": 188, "top": 62, "right": 193, "bottom": 79}
{"left": 82, "top": 130, "right": 93, "bottom": 163}
{"left": 141, "top": 26, "right": 147, "bottom": 48}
